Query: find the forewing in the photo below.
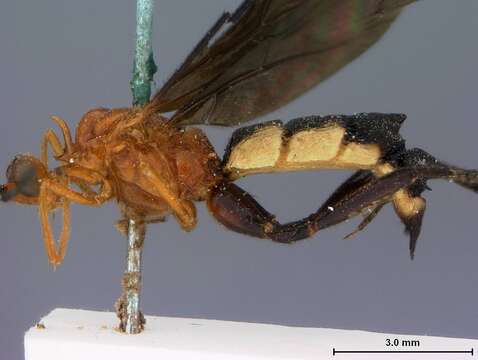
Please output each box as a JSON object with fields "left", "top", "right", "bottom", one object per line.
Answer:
{"left": 146, "top": 0, "right": 416, "bottom": 126}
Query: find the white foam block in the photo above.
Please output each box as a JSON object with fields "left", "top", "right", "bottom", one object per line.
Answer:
{"left": 25, "top": 308, "right": 476, "bottom": 360}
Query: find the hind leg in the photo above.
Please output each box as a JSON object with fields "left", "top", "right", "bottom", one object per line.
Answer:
{"left": 207, "top": 165, "right": 453, "bottom": 244}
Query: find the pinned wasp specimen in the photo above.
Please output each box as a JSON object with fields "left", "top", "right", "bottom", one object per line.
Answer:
{"left": 1, "top": 0, "right": 477, "bottom": 267}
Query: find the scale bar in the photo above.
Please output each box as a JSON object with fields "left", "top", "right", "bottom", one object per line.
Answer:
{"left": 333, "top": 348, "right": 474, "bottom": 356}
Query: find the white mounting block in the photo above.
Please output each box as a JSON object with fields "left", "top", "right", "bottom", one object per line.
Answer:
{"left": 25, "top": 308, "right": 476, "bottom": 360}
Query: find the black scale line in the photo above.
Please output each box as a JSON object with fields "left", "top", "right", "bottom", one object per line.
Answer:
{"left": 332, "top": 348, "right": 474, "bottom": 356}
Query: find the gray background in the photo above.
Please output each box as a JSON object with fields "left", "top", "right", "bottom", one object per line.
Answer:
{"left": 1, "top": 0, "right": 478, "bottom": 358}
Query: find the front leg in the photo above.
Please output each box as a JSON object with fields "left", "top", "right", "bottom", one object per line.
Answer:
{"left": 38, "top": 166, "right": 112, "bottom": 266}
{"left": 38, "top": 186, "right": 70, "bottom": 267}
{"left": 54, "top": 165, "right": 113, "bottom": 205}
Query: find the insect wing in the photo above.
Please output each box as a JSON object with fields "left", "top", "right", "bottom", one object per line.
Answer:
{"left": 147, "top": 0, "right": 416, "bottom": 126}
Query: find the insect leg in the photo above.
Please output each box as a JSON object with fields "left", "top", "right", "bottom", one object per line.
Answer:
{"left": 41, "top": 129, "right": 64, "bottom": 167}
{"left": 207, "top": 169, "right": 417, "bottom": 244}
{"left": 343, "top": 204, "right": 385, "bottom": 240}
{"left": 40, "top": 116, "right": 74, "bottom": 167}
{"left": 50, "top": 115, "right": 73, "bottom": 154}
{"left": 135, "top": 160, "right": 197, "bottom": 231}
{"left": 37, "top": 166, "right": 111, "bottom": 266}
{"left": 61, "top": 165, "right": 113, "bottom": 203}
{"left": 38, "top": 180, "right": 70, "bottom": 266}
{"left": 42, "top": 168, "right": 112, "bottom": 206}
{"left": 111, "top": 145, "right": 197, "bottom": 231}
{"left": 393, "top": 189, "right": 425, "bottom": 260}
{"left": 389, "top": 148, "right": 478, "bottom": 258}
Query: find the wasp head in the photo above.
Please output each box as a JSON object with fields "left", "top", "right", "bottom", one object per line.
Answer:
{"left": 1, "top": 155, "right": 48, "bottom": 203}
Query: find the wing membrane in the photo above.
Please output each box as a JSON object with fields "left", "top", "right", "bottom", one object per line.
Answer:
{"left": 146, "top": 0, "right": 416, "bottom": 126}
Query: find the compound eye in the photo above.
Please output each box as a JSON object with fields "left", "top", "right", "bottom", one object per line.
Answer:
{"left": 6, "top": 156, "right": 40, "bottom": 197}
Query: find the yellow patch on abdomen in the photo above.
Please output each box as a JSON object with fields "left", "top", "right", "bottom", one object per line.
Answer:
{"left": 285, "top": 126, "right": 345, "bottom": 163}
{"left": 336, "top": 143, "right": 381, "bottom": 167}
{"left": 225, "top": 122, "right": 383, "bottom": 179}
{"left": 226, "top": 125, "right": 283, "bottom": 170}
